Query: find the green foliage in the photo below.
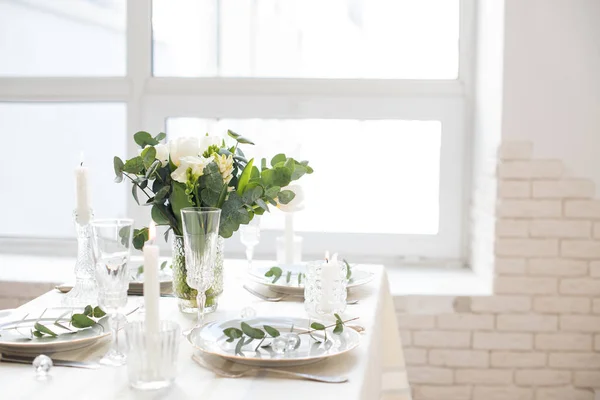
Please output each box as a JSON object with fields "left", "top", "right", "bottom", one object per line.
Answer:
{"left": 263, "top": 325, "right": 280, "bottom": 338}
{"left": 132, "top": 228, "right": 149, "bottom": 251}
{"left": 30, "top": 305, "right": 105, "bottom": 339}
{"left": 277, "top": 190, "right": 295, "bottom": 205}
{"left": 343, "top": 259, "right": 352, "bottom": 280}
{"left": 114, "top": 130, "right": 313, "bottom": 244}
{"left": 264, "top": 266, "right": 282, "bottom": 283}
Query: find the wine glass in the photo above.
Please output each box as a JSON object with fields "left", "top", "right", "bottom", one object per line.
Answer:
{"left": 239, "top": 215, "right": 261, "bottom": 271}
{"left": 90, "top": 218, "right": 134, "bottom": 366}
{"left": 181, "top": 207, "right": 221, "bottom": 329}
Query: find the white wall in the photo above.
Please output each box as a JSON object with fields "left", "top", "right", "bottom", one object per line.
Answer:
{"left": 502, "top": 0, "right": 600, "bottom": 189}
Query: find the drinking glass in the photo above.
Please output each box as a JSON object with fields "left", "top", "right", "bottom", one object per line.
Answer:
{"left": 239, "top": 215, "right": 261, "bottom": 271}
{"left": 90, "top": 218, "right": 134, "bottom": 366}
{"left": 125, "top": 321, "right": 181, "bottom": 390}
{"left": 181, "top": 207, "right": 221, "bottom": 329}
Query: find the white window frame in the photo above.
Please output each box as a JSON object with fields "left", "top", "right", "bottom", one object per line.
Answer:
{"left": 0, "top": 0, "right": 475, "bottom": 264}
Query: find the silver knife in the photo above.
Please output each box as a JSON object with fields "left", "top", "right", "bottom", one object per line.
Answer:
{"left": 0, "top": 353, "right": 100, "bottom": 369}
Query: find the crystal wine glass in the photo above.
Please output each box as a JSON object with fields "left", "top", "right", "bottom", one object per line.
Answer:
{"left": 181, "top": 207, "right": 221, "bottom": 329}
{"left": 90, "top": 218, "right": 134, "bottom": 366}
{"left": 239, "top": 215, "right": 261, "bottom": 271}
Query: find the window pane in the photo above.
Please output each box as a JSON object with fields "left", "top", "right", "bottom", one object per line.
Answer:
{"left": 153, "top": 0, "right": 459, "bottom": 78}
{"left": 0, "top": 103, "right": 127, "bottom": 237}
{"left": 166, "top": 118, "right": 441, "bottom": 234}
{"left": 0, "top": 0, "right": 126, "bottom": 76}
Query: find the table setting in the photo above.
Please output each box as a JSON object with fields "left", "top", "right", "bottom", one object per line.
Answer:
{"left": 0, "top": 130, "right": 410, "bottom": 400}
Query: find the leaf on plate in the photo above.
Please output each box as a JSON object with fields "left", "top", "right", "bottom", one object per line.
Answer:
{"left": 263, "top": 325, "right": 280, "bottom": 338}
{"left": 93, "top": 306, "right": 106, "bottom": 318}
{"left": 240, "top": 322, "right": 265, "bottom": 339}
{"left": 34, "top": 322, "right": 57, "bottom": 337}
{"left": 71, "top": 314, "right": 96, "bottom": 329}
{"left": 235, "top": 337, "right": 245, "bottom": 355}
{"left": 310, "top": 322, "right": 325, "bottom": 330}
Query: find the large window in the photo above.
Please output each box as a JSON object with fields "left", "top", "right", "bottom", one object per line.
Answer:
{"left": 0, "top": 0, "right": 473, "bottom": 263}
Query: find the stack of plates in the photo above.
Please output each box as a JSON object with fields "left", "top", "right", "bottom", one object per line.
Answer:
{"left": 247, "top": 264, "right": 374, "bottom": 296}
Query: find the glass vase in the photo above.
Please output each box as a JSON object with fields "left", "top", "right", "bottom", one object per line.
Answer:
{"left": 171, "top": 235, "right": 224, "bottom": 314}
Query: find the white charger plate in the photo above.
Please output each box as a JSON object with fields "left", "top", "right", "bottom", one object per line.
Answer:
{"left": 248, "top": 264, "right": 374, "bottom": 295}
{"left": 0, "top": 317, "right": 109, "bottom": 355}
{"left": 187, "top": 316, "right": 360, "bottom": 367}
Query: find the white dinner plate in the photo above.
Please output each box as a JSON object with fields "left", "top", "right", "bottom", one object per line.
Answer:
{"left": 187, "top": 316, "right": 360, "bottom": 367}
{"left": 0, "top": 317, "right": 109, "bottom": 355}
{"left": 248, "top": 264, "right": 374, "bottom": 295}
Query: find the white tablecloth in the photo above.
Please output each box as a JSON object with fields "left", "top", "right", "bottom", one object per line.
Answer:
{"left": 0, "top": 262, "right": 410, "bottom": 400}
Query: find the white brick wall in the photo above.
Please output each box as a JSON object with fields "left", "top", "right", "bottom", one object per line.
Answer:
{"left": 400, "top": 141, "right": 600, "bottom": 400}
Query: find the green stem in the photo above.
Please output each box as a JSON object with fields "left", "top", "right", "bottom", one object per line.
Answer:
{"left": 123, "top": 173, "right": 153, "bottom": 199}
{"left": 297, "top": 317, "right": 359, "bottom": 336}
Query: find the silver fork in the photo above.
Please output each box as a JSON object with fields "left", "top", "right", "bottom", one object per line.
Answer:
{"left": 191, "top": 353, "right": 348, "bottom": 383}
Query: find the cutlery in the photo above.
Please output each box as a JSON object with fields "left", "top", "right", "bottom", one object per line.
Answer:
{"left": 243, "top": 285, "right": 359, "bottom": 305}
{"left": 191, "top": 353, "right": 347, "bottom": 383}
{"left": 0, "top": 353, "right": 100, "bottom": 369}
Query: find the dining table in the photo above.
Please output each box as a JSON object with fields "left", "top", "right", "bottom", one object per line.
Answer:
{"left": 0, "top": 260, "right": 411, "bottom": 400}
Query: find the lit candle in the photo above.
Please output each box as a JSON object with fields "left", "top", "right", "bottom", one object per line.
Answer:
{"left": 143, "top": 221, "right": 160, "bottom": 361}
{"left": 75, "top": 153, "right": 91, "bottom": 224}
{"left": 319, "top": 251, "right": 339, "bottom": 313}
{"left": 284, "top": 213, "right": 294, "bottom": 265}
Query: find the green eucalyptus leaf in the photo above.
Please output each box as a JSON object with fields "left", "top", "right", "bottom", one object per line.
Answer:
{"left": 270, "top": 154, "right": 286, "bottom": 167}
{"left": 151, "top": 205, "right": 170, "bottom": 225}
{"left": 261, "top": 166, "right": 292, "bottom": 188}
{"left": 34, "top": 323, "right": 57, "bottom": 337}
{"left": 264, "top": 186, "right": 280, "bottom": 199}
{"left": 154, "top": 132, "right": 166, "bottom": 142}
{"left": 227, "top": 130, "right": 240, "bottom": 139}
{"left": 154, "top": 185, "right": 170, "bottom": 202}
{"left": 334, "top": 313, "right": 342, "bottom": 322}
{"left": 170, "top": 182, "right": 194, "bottom": 227}
{"left": 235, "top": 136, "right": 255, "bottom": 145}
{"left": 132, "top": 183, "right": 140, "bottom": 205}
{"left": 235, "top": 337, "right": 245, "bottom": 355}
{"left": 333, "top": 321, "right": 343, "bottom": 335}
{"left": 286, "top": 270, "right": 291, "bottom": 283}
{"left": 277, "top": 190, "right": 295, "bottom": 205}
{"left": 32, "top": 330, "right": 43, "bottom": 338}
{"left": 256, "top": 198, "right": 269, "bottom": 212}
{"left": 113, "top": 156, "right": 124, "bottom": 183}
{"left": 134, "top": 131, "right": 158, "bottom": 147}
{"left": 160, "top": 261, "right": 168, "bottom": 270}
{"left": 261, "top": 158, "right": 267, "bottom": 170}
{"left": 223, "top": 327, "right": 243, "bottom": 340}
{"left": 263, "top": 325, "right": 280, "bottom": 338}
{"left": 343, "top": 259, "right": 352, "bottom": 280}
{"left": 145, "top": 159, "right": 161, "bottom": 179}
{"left": 241, "top": 322, "right": 265, "bottom": 339}
{"left": 291, "top": 164, "right": 308, "bottom": 180}
{"left": 71, "top": 314, "right": 96, "bottom": 329}
{"left": 83, "top": 305, "right": 93, "bottom": 316}
{"left": 122, "top": 156, "right": 144, "bottom": 174}
{"left": 132, "top": 228, "right": 149, "bottom": 251}
{"left": 218, "top": 192, "right": 251, "bottom": 238}
{"left": 241, "top": 186, "right": 263, "bottom": 205}
{"left": 237, "top": 158, "right": 254, "bottom": 195}
{"left": 93, "top": 306, "right": 106, "bottom": 318}
{"left": 310, "top": 322, "right": 326, "bottom": 330}
{"left": 141, "top": 146, "right": 156, "bottom": 169}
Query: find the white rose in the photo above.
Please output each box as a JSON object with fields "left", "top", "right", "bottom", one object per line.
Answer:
{"left": 199, "top": 135, "right": 222, "bottom": 156}
{"left": 277, "top": 184, "right": 305, "bottom": 212}
{"left": 213, "top": 153, "right": 234, "bottom": 184}
{"left": 169, "top": 137, "right": 201, "bottom": 166}
{"left": 170, "top": 156, "right": 212, "bottom": 183}
{"left": 154, "top": 143, "right": 169, "bottom": 166}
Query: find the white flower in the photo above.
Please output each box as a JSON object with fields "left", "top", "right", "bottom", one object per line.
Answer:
{"left": 139, "top": 144, "right": 170, "bottom": 166}
{"left": 277, "top": 184, "right": 305, "bottom": 212}
{"left": 213, "top": 153, "right": 234, "bottom": 184}
{"left": 154, "top": 143, "right": 169, "bottom": 166}
{"left": 170, "top": 156, "right": 212, "bottom": 183}
{"left": 200, "top": 135, "right": 222, "bottom": 155}
{"left": 169, "top": 137, "right": 201, "bottom": 166}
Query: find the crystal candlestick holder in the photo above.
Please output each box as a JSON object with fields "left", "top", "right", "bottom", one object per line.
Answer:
{"left": 62, "top": 209, "right": 98, "bottom": 307}
{"left": 304, "top": 259, "right": 347, "bottom": 319}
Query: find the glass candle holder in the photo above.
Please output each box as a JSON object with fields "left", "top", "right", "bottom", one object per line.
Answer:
{"left": 125, "top": 320, "right": 181, "bottom": 390}
{"left": 304, "top": 259, "right": 347, "bottom": 319}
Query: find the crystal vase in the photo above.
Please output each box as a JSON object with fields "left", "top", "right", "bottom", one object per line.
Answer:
{"left": 172, "top": 235, "right": 224, "bottom": 314}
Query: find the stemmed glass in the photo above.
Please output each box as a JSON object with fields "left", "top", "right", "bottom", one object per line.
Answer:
{"left": 181, "top": 207, "right": 221, "bottom": 329}
{"left": 90, "top": 218, "right": 134, "bottom": 366}
{"left": 239, "top": 215, "right": 261, "bottom": 271}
